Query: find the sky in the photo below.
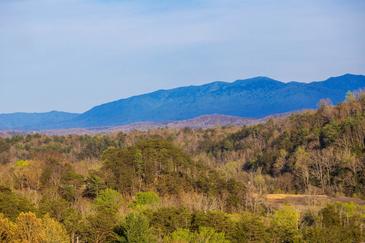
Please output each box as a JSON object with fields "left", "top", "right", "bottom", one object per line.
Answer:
{"left": 0, "top": 0, "right": 364, "bottom": 113}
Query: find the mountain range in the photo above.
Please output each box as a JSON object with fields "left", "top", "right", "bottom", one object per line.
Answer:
{"left": 1, "top": 73, "right": 364, "bottom": 131}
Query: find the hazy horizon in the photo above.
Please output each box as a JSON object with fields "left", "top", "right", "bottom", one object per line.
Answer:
{"left": 1, "top": 0, "right": 364, "bottom": 113}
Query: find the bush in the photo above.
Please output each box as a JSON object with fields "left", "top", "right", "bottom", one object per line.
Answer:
{"left": 271, "top": 206, "right": 301, "bottom": 242}
{"left": 228, "top": 212, "right": 269, "bottom": 243}
{"left": 132, "top": 191, "right": 160, "bottom": 208}
{"left": 0, "top": 188, "right": 35, "bottom": 220}
{"left": 94, "top": 188, "right": 123, "bottom": 214}
{"left": 165, "top": 227, "right": 229, "bottom": 243}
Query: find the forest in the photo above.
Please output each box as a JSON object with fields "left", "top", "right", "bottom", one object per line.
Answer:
{"left": 0, "top": 91, "right": 365, "bottom": 242}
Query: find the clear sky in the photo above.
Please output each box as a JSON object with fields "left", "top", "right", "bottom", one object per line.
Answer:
{"left": 0, "top": 0, "right": 364, "bottom": 113}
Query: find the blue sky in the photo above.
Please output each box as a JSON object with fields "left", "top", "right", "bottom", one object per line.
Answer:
{"left": 0, "top": 0, "right": 364, "bottom": 113}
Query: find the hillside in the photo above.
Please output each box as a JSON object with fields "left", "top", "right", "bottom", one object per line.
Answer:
{"left": 37, "top": 115, "right": 259, "bottom": 135}
{"left": 0, "top": 92, "right": 365, "bottom": 242}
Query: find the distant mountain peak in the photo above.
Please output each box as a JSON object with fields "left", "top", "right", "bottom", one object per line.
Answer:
{"left": 325, "top": 73, "right": 364, "bottom": 82}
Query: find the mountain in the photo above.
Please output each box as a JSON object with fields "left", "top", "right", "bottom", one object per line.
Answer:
{"left": 65, "top": 73, "right": 365, "bottom": 128}
{"left": 0, "top": 111, "right": 79, "bottom": 131}
{"left": 0, "top": 74, "right": 364, "bottom": 131}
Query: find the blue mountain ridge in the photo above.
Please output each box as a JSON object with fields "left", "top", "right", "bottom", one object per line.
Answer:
{"left": 1, "top": 74, "right": 364, "bottom": 131}
{"left": 0, "top": 111, "right": 79, "bottom": 130}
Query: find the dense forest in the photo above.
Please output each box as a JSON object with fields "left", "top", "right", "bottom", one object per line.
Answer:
{"left": 1, "top": 91, "right": 365, "bottom": 242}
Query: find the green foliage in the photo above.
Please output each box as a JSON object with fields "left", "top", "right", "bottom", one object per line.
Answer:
{"left": 80, "top": 188, "right": 124, "bottom": 242}
{"left": 58, "top": 165, "right": 84, "bottom": 202}
{"left": 319, "top": 122, "right": 340, "bottom": 148}
{"left": 116, "top": 212, "right": 155, "bottom": 243}
{"left": 0, "top": 188, "right": 35, "bottom": 220}
{"left": 77, "top": 135, "right": 119, "bottom": 160}
{"left": 228, "top": 212, "right": 269, "bottom": 243}
{"left": 165, "top": 227, "right": 229, "bottom": 243}
{"left": 38, "top": 196, "right": 81, "bottom": 234}
{"left": 271, "top": 206, "right": 301, "bottom": 243}
{"left": 150, "top": 207, "right": 192, "bottom": 235}
{"left": 102, "top": 139, "right": 196, "bottom": 194}
{"left": 101, "top": 138, "right": 246, "bottom": 210}
{"left": 0, "top": 138, "right": 10, "bottom": 164}
{"left": 83, "top": 173, "right": 106, "bottom": 199}
{"left": 84, "top": 210, "right": 119, "bottom": 242}
{"left": 195, "top": 227, "right": 229, "bottom": 243}
{"left": 94, "top": 188, "right": 123, "bottom": 214}
{"left": 0, "top": 138, "right": 10, "bottom": 154}
{"left": 302, "top": 203, "right": 365, "bottom": 242}
{"left": 191, "top": 210, "right": 232, "bottom": 233}
{"left": 166, "top": 228, "right": 193, "bottom": 242}
{"left": 132, "top": 191, "right": 160, "bottom": 208}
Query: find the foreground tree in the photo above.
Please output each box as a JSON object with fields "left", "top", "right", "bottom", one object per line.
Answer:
{"left": 0, "top": 213, "right": 15, "bottom": 242}
{"left": 42, "top": 214, "right": 69, "bottom": 243}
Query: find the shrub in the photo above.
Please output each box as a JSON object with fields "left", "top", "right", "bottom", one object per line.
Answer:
{"left": 0, "top": 189, "right": 35, "bottom": 220}
{"left": 132, "top": 191, "right": 160, "bottom": 208}
{"left": 94, "top": 188, "right": 123, "bottom": 213}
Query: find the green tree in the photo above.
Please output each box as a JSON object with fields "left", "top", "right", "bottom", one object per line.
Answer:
{"left": 165, "top": 227, "right": 229, "bottom": 243}
{"left": 150, "top": 207, "right": 192, "bottom": 235}
{"left": 85, "top": 210, "right": 119, "bottom": 243}
{"left": 83, "top": 188, "right": 123, "bottom": 242}
{"left": 228, "top": 212, "right": 269, "bottom": 243}
{"left": 83, "top": 173, "right": 106, "bottom": 199}
{"left": 271, "top": 206, "right": 301, "bottom": 243}
{"left": 191, "top": 210, "right": 232, "bottom": 233}
{"left": 0, "top": 188, "right": 35, "bottom": 220}
{"left": 116, "top": 212, "right": 155, "bottom": 243}
{"left": 38, "top": 196, "right": 81, "bottom": 236}
{"left": 132, "top": 191, "right": 160, "bottom": 209}
{"left": 94, "top": 188, "right": 123, "bottom": 213}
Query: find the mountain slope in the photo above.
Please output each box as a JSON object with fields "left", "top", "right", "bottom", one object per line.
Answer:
{"left": 0, "top": 111, "right": 79, "bottom": 130}
{"left": 67, "top": 74, "right": 365, "bottom": 128}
